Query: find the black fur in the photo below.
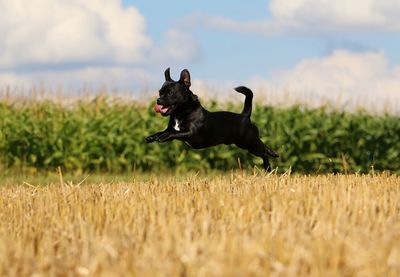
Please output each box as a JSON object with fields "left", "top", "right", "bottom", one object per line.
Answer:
{"left": 145, "top": 68, "right": 279, "bottom": 171}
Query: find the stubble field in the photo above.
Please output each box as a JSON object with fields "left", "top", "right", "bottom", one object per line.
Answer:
{"left": 1, "top": 173, "right": 399, "bottom": 276}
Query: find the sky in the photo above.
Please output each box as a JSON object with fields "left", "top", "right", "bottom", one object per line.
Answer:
{"left": 0, "top": 0, "right": 400, "bottom": 113}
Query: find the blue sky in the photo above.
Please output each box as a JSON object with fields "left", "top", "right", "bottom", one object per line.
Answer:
{"left": 0, "top": 0, "right": 399, "bottom": 113}
{"left": 127, "top": 0, "right": 400, "bottom": 80}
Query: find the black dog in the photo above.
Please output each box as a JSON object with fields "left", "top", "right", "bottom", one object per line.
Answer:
{"left": 145, "top": 68, "right": 279, "bottom": 171}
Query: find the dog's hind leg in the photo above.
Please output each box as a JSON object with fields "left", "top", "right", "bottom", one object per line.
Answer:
{"left": 236, "top": 138, "right": 272, "bottom": 171}
{"left": 251, "top": 141, "right": 272, "bottom": 171}
{"left": 235, "top": 124, "right": 278, "bottom": 171}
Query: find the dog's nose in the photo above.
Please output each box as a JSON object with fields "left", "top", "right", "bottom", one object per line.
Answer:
{"left": 156, "top": 98, "right": 162, "bottom": 105}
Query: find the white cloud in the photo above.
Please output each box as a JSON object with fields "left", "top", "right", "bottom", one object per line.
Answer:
{"left": 248, "top": 50, "right": 400, "bottom": 114}
{"left": 0, "top": 0, "right": 152, "bottom": 68}
{"left": 149, "top": 29, "right": 202, "bottom": 67}
{"left": 0, "top": 0, "right": 201, "bottom": 90}
{"left": 269, "top": 0, "right": 400, "bottom": 31}
{"left": 185, "top": 0, "right": 400, "bottom": 34}
{"left": 181, "top": 13, "right": 290, "bottom": 36}
{"left": 185, "top": 50, "right": 400, "bottom": 115}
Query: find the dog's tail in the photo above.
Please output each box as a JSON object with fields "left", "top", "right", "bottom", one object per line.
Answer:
{"left": 235, "top": 86, "right": 253, "bottom": 117}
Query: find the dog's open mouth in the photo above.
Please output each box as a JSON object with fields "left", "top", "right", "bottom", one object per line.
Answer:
{"left": 154, "top": 104, "right": 175, "bottom": 115}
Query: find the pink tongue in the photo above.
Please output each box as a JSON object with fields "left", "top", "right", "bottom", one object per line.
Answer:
{"left": 154, "top": 104, "right": 163, "bottom": 113}
{"left": 154, "top": 104, "right": 169, "bottom": 114}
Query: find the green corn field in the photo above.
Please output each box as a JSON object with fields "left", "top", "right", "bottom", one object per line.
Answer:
{"left": 0, "top": 96, "right": 399, "bottom": 174}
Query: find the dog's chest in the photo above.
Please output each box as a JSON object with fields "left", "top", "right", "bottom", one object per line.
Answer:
{"left": 173, "top": 118, "right": 181, "bottom": 131}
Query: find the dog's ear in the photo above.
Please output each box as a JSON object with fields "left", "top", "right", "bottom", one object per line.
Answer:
{"left": 179, "top": 69, "right": 191, "bottom": 88}
{"left": 164, "top": 68, "right": 172, "bottom": 82}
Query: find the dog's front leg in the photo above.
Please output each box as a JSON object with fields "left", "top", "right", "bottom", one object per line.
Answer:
{"left": 157, "top": 123, "right": 200, "bottom": 142}
{"left": 157, "top": 129, "right": 195, "bottom": 143}
{"left": 146, "top": 116, "right": 181, "bottom": 143}
{"left": 145, "top": 129, "right": 170, "bottom": 143}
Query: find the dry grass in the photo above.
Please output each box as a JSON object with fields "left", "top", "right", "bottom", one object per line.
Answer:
{"left": 0, "top": 173, "right": 399, "bottom": 276}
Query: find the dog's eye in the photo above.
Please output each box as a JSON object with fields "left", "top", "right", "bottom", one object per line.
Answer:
{"left": 168, "top": 91, "right": 173, "bottom": 96}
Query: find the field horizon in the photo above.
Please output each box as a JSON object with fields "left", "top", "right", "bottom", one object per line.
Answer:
{"left": 1, "top": 86, "right": 400, "bottom": 116}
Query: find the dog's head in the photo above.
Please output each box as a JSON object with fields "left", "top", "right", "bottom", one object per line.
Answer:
{"left": 154, "top": 68, "right": 198, "bottom": 117}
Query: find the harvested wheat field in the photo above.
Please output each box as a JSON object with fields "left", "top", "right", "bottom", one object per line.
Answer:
{"left": 0, "top": 173, "right": 399, "bottom": 276}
